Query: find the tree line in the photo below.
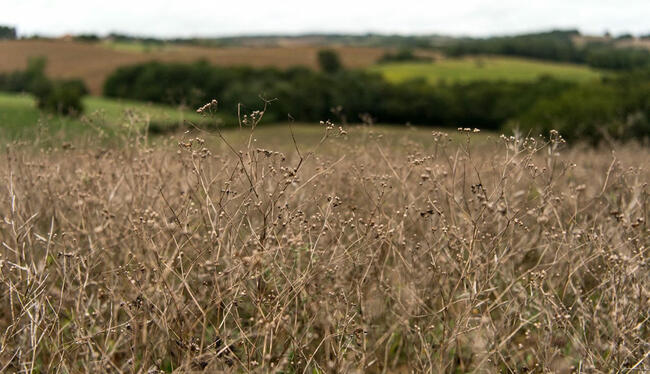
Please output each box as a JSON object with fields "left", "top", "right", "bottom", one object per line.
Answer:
{"left": 443, "top": 30, "right": 650, "bottom": 71}
{"left": 15, "top": 28, "right": 648, "bottom": 71}
{"left": 103, "top": 58, "right": 649, "bottom": 142}
{"left": 0, "top": 25, "right": 17, "bottom": 40}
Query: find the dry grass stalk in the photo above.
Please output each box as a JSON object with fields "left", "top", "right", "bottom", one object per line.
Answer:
{"left": 0, "top": 105, "right": 648, "bottom": 373}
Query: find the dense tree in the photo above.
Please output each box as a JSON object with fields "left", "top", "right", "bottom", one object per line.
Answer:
{"left": 0, "top": 25, "right": 17, "bottom": 40}
{"left": 317, "top": 49, "right": 343, "bottom": 74}
{"left": 103, "top": 60, "right": 649, "bottom": 142}
{"left": 74, "top": 34, "right": 100, "bottom": 42}
{"left": 0, "top": 57, "right": 88, "bottom": 116}
{"left": 378, "top": 49, "right": 432, "bottom": 63}
{"left": 443, "top": 29, "right": 650, "bottom": 70}
{"left": 513, "top": 71, "right": 650, "bottom": 142}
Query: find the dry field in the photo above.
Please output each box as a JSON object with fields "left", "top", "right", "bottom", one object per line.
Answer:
{"left": 0, "top": 114, "right": 648, "bottom": 372}
{"left": 0, "top": 40, "right": 387, "bottom": 95}
{"left": 572, "top": 35, "right": 650, "bottom": 50}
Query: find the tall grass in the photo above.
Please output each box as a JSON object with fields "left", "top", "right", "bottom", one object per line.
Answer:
{"left": 0, "top": 105, "right": 648, "bottom": 373}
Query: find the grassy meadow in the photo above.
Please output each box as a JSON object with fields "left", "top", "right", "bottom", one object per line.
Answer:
{"left": 0, "top": 37, "right": 648, "bottom": 373}
{"left": 0, "top": 102, "right": 648, "bottom": 372}
{"left": 371, "top": 56, "right": 603, "bottom": 84}
{"left": 0, "top": 91, "right": 463, "bottom": 146}
{"left": 0, "top": 92, "right": 210, "bottom": 141}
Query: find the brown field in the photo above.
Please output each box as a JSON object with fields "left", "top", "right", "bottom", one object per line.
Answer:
{"left": 1, "top": 116, "right": 648, "bottom": 372}
{"left": 0, "top": 40, "right": 388, "bottom": 95}
{"left": 572, "top": 34, "right": 650, "bottom": 50}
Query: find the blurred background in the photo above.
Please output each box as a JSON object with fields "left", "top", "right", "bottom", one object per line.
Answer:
{"left": 1, "top": 0, "right": 648, "bottom": 143}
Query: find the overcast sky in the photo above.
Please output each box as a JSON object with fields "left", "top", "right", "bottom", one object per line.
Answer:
{"left": 1, "top": 0, "right": 649, "bottom": 38}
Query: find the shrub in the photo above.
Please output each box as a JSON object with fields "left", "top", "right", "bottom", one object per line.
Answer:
{"left": 74, "top": 34, "right": 100, "bottom": 43}
{"left": 378, "top": 49, "right": 433, "bottom": 63}
{"left": 0, "top": 25, "right": 16, "bottom": 40}
{"left": 102, "top": 61, "right": 568, "bottom": 128}
{"left": 0, "top": 57, "right": 88, "bottom": 116}
{"left": 513, "top": 72, "right": 650, "bottom": 142}
{"left": 0, "top": 57, "right": 49, "bottom": 93}
{"left": 442, "top": 29, "right": 650, "bottom": 70}
{"left": 317, "top": 49, "right": 343, "bottom": 73}
{"left": 586, "top": 47, "right": 650, "bottom": 70}
{"left": 33, "top": 79, "right": 87, "bottom": 116}
{"left": 102, "top": 60, "right": 649, "bottom": 142}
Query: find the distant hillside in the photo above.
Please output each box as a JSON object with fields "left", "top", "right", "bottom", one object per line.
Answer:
{"left": 26, "top": 29, "right": 649, "bottom": 51}
{"left": 77, "top": 32, "right": 454, "bottom": 48}
{"left": 442, "top": 30, "right": 650, "bottom": 70}
{"left": 2, "top": 29, "right": 649, "bottom": 96}
{"left": 371, "top": 56, "right": 602, "bottom": 84}
{"left": 0, "top": 40, "right": 387, "bottom": 95}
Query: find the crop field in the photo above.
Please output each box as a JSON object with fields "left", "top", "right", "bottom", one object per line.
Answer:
{"left": 0, "top": 40, "right": 387, "bottom": 95}
{"left": 0, "top": 104, "right": 648, "bottom": 372}
{"left": 371, "top": 56, "right": 603, "bottom": 84}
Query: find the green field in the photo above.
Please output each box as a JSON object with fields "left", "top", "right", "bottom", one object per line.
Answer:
{"left": 0, "top": 92, "right": 208, "bottom": 140}
{"left": 370, "top": 56, "right": 603, "bottom": 84}
{"left": 0, "top": 92, "right": 492, "bottom": 149}
{"left": 100, "top": 40, "right": 173, "bottom": 53}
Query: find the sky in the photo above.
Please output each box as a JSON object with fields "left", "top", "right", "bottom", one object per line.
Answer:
{"left": 1, "top": 0, "right": 649, "bottom": 38}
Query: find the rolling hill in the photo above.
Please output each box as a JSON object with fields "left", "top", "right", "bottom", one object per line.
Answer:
{"left": 0, "top": 39, "right": 387, "bottom": 95}
{"left": 370, "top": 56, "right": 603, "bottom": 84}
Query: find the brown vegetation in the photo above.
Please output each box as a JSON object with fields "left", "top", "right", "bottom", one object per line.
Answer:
{"left": 0, "top": 115, "right": 648, "bottom": 372}
{"left": 0, "top": 40, "right": 387, "bottom": 95}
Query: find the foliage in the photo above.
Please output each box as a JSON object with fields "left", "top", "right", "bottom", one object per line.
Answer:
{"left": 317, "top": 49, "right": 343, "bottom": 73}
{"left": 33, "top": 79, "right": 87, "bottom": 116}
{"left": 0, "top": 91, "right": 217, "bottom": 141}
{"left": 103, "top": 60, "right": 648, "bottom": 141}
{"left": 102, "top": 61, "right": 574, "bottom": 131}
{"left": 57, "top": 32, "right": 440, "bottom": 48}
{"left": 445, "top": 30, "right": 583, "bottom": 62}
{"left": 108, "top": 32, "right": 165, "bottom": 45}
{"left": 378, "top": 49, "right": 432, "bottom": 63}
{"left": 443, "top": 29, "right": 650, "bottom": 70}
{"left": 514, "top": 71, "right": 650, "bottom": 142}
{"left": 0, "top": 57, "right": 89, "bottom": 116}
{"left": 74, "top": 34, "right": 101, "bottom": 42}
{"left": 0, "top": 57, "right": 50, "bottom": 93}
{"left": 586, "top": 47, "right": 650, "bottom": 70}
{"left": 0, "top": 25, "right": 17, "bottom": 40}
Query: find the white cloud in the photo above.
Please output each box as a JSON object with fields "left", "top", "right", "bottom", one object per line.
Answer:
{"left": 0, "top": 0, "right": 648, "bottom": 37}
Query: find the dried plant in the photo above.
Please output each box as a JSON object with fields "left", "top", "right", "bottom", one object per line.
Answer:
{"left": 0, "top": 102, "right": 648, "bottom": 373}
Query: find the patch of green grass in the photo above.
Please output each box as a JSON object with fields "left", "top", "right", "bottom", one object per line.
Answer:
{"left": 83, "top": 96, "right": 204, "bottom": 127}
{"left": 0, "top": 92, "right": 209, "bottom": 141}
{"left": 207, "top": 123, "right": 491, "bottom": 156}
{"left": 0, "top": 92, "right": 491, "bottom": 149}
{"left": 370, "top": 56, "right": 603, "bottom": 84}
{"left": 100, "top": 40, "right": 173, "bottom": 53}
{"left": 0, "top": 92, "right": 87, "bottom": 141}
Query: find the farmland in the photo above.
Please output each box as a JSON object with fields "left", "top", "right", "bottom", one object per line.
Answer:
{"left": 0, "top": 29, "right": 649, "bottom": 373}
{"left": 0, "top": 40, "right": 387, "bottom": 95}
{"left": 371, "top": 56, "right": 603, "bottom": 84}
{"left": 0, "top": 40, "right": 605, "bottom": 96}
